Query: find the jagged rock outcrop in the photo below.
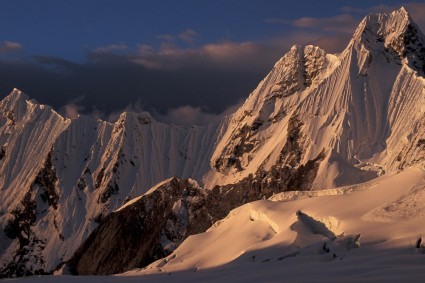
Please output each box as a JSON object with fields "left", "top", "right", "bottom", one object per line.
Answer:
{"left": 205, "top": 7, "right": 425, "bottom": 189}
{"left": 67, "top": 142, "right": 324, "bottom": 275}
{"left": 0, "top": 150, "right": 61, "bottom": 277}
{"left": 1, "top": 6, "right": 425, "bottom": 278}
{"left": 0, "top": 91, "right": 221, "bottom": 278}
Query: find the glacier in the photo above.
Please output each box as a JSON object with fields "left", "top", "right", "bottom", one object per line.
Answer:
{"left": 0, "top": 6, "right": 425, "bottom": 280}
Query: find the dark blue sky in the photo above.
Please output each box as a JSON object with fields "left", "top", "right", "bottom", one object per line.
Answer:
{"left": 0, "top": 0, "right": 424, "bottom": 123}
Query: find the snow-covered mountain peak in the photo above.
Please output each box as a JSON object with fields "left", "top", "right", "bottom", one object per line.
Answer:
{"left": 206, "top": 7, "right": 425, "bottom": 189}
{"left": 0, "top": 88, "right": 66, "bottom": 129}
{"left": 1, "top": 6, "right": 425, "bottom": 279}
{"left": 0, "top": 89, "right": 30, "bottom": 123}
{"left": 353, "top": 7, "right": 410, "bottom": 42}
{"left": 272, "top": 44, "right": 328, "bottom": 90}
{"left": 6, "top": 88, "right": 28, "bottom": 101}
{"left": 0, "top": 86, "right": 223, "bottom": 276}
{"left": 351, "top": 7, "right": 425, "bottom": 75}
{"left": 116, "top": 111, "right": 154, "bottom": 126}
{"left": 206, "top": 43, "right": 332, "bottom": 183}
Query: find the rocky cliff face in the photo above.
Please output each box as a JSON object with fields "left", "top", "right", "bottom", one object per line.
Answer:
{"left": 67, "top": 142, "right": 324, "bottom": 276}
{"left": 0, "top": 91, "right": 221, "bottom": 278}
{"left": 1, "top": 7, "right": 425, "bottom": 278}
{"left": 205, "top": 7, "right": 425, "bottom": 190}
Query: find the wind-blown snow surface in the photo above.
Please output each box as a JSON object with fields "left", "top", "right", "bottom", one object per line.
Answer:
{"left": 0, "top": 89, "right": 222, "bottom": 274}
{"left": 2, "top": 6, "right": 425, "bottom": 279}
{"left": 205, "top": 7, "right": 425, "bottom": 189}
{"left": 11, "top": 166, "right": 425, "bottom": 282}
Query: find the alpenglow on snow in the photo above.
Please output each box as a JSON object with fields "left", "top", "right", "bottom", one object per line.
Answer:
{"left": 0, "top": 6, "right": 424, "bottom": 278}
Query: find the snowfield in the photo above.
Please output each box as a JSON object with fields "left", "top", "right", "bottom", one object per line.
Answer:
{"left": 10, "top": 166, "right": 425, "bottom": 282}
{"left": 1, "top": 6, "right": 425, "bottom": 281}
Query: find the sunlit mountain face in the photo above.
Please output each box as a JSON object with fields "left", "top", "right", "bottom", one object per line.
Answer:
{"left": 1, "top": 5, "right": 425, "bottom": 283}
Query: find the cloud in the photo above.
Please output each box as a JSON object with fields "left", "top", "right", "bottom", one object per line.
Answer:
{"left": 267, "top": 31, "right": 350, "bottom": 54}
{"left": 265, "top": 2, "right": 425, "bottom": 36}
{"left": 0, "top": 3, "right": 422, "bottom": 128}
{"left": 0, "top": 28, "right": 354, "bottom": 121}
{"left": 202, "top": 42, "right": 258, "bottom": 58}
{"left": 0, "top": 39, "right": 273, "bottom": 119}
{"left": 129, "top": 41, "right": 283, "bottom": 79}
{"left": 130, "top": 41, "right": 284, "bottom": 71}
{"left": 105, "top": 98, "right": 241, "bottom": 126}
{"left": 4, "top": 5, "right": 394, "bottom": 122}
{"left": 157, "top": 101, "right": 242, "bottom": 126}
{"left": 177, "top": 29, "right": 198, "bottom": 44}
{"left": 291, "top": 14, "right": 359, "bottom": 33}
{"left": 341, "top": 2, "right": 425, "bottom": 31}
{"left": 31, "top": 55, "right": 80, "bottom": 72}
{"left": 264, "top": 3, "right": 425, "bottom": 51}
{"left": 58, "top": 97, "right": 85, "bottom": 119}
{"left": 266, "top": 14, "right": 359, "bottom": 34}
{"left": 157, "top": 28, "right": 198, "bottom": 44}
{"left": 158, "top": 105, "right": 221, "bottom": 125}
{"left": 61, "top": 103, "right": 83, "bottom": 120}
{"left": 0, "top": 41, "right": 24, "bottom": 54}
{"left": 107, "top": 99, "right": 145, "bottom": 122}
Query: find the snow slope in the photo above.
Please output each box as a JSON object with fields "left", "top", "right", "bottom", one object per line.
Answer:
{"left": 0, "top": 90, "right": 222, "bottom": 275}
{"left": 11, "top": 166, "right": 425, "bottom": 282}
{"left": 1, "top": 6, "right": 425, "bottom": 279}
{"left": 136, "top": 166, "right": 425, "bottom": 276}
{"left": 205, "top": 7, "right": 425, "bottom": 189}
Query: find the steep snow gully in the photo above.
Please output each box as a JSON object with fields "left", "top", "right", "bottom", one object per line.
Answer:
{"left": 1, "top": 6, "right": 425, "bottom": 281}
